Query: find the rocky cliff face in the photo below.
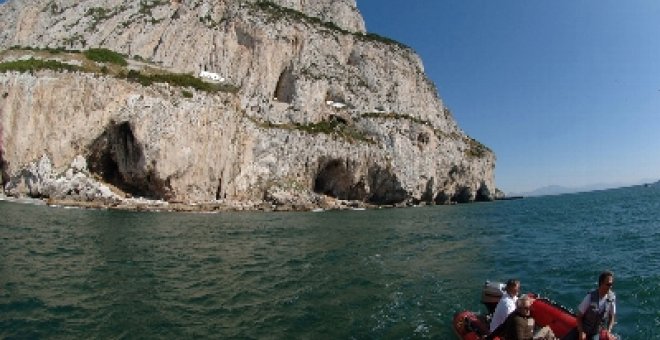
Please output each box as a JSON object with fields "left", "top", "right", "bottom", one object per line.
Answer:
{"left": 0, "top": 0, "right": 496, "bottom": 210}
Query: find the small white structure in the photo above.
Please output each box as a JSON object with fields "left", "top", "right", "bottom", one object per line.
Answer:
{"left": 325, "top": 100, "right": 347, "bottom": 109}
{"left": 199, "top": 70, "right": 225, "bottom": 82}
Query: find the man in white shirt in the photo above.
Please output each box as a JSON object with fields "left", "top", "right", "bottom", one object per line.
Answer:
{"left": 490, "top": 279, "right": 520, "bottom": 333}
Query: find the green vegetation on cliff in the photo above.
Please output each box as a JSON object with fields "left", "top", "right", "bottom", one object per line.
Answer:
{"left": 254, "top": 1, "right": 349, "bottom": 34}
{"left": 9, "top": 45, "right": 74, "bottom": 54}
{"left": 84, "top": 48, "right": 128, "bottom": 66}
{"left": 252, "top": 1, "right": 410, "bottom": 50}
{"left": 0, "top": 47, "right": 240, "bottom": 96}
{"left": 122, "top": 70, "right": 239, "bottom": 94}
{"left": 464, "top": 136, "right": 491, "bottom": 158}
{"left": 361, "top": 111, "right": 431, "bottom": 126}
{"left": 0, "top": 58, "right": 80, "bottom": 73}
{"left": 250, "top": 117, "right": 375, "bottom": 145}
{"left": 362, "top": 111, "right": 491, "bottom": 158}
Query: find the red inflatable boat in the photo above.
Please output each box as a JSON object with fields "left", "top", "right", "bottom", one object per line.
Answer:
{"left": 452, "top": 281, "right": 614, "bottom": 340}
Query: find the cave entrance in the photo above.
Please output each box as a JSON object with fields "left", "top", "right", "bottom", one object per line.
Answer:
{"left": 274, "top": 65, "right": 296, "bottom": 104}
{"left": 313, "top": 159, "right": 365, "bottom": 200}
{"left": 452, "top": 186, "right": 473, "bottom": 204}
{"left": 87, "top": 121, "right": 169, "bottom": 200}
{"left": 475, "top": 182, "right": 492, "bottom": 202}
{"left": 366, "top": 165, "right": 406, "bottom": 205}
{"left": 421, "top": 177, "right": 435, "bottom": 203}
{"left": 0, "top": 149, "right": 7, "bottom": 189}
{"left": 313, "top": 161, "right": 408, "bottom": 205}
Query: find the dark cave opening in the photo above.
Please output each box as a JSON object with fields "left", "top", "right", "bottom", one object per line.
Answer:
{"left": 421, "top": 178, "right": 435, "bottom": 203}
{"left": 313, "top": 161, "right": 409, "bottom": 205}
{"left": 215, "top": 179, "right": 223, "bottom": 200}
{"left": 366, "top": 165, "right": 407, "bottom": 205}
{"left": 87, "top": 121, "right": 169, "bottom": 200}
{"left": 0, "top": 150, "right": 7, "bottom": 189}
{"left": 274, "top": 65, "right": 296, "bottom": 104}
{"left": 475, "top": 182, "right": 492, "bottom": 202}
{"left": 313, "top": 159, "right": 365, "bottom": 200}
{"left": 434, "top": 191, "right": 451, "bottom": 205}
{"left": 451, "top": 186, "right": 473, "bottom": 204}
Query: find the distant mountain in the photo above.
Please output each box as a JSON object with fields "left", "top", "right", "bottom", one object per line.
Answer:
{"left": 509, "top": 182, "right": 645, "bottom": 197}
{"left": 644, "top": 180, "right": 660, "bottom": 187}
{"left": 519, "top": 185, "right": 574, "bottom": 197}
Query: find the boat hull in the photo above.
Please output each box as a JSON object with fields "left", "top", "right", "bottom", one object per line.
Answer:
{"left": 529, "top": 296, "right": 577, "bottom": 338}
{"left": 453, "top": 294, "right": 577, "bottom": 340}
{"left": 453, "top": 290, "right": 617, "bottom": 340}
{"left": 452, "top": 310, "right": 492, "bottom": 340}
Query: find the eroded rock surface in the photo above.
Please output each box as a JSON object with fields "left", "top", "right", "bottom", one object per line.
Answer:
{"left": 0, "top": 0, "right": 496, "bottom": 211}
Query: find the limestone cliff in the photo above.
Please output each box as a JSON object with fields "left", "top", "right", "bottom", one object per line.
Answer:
{"left": 0, "top": 0, "right": 496, "bottom": 211}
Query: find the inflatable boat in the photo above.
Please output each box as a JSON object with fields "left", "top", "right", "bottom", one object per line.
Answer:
{"left": 452, "top": 281, "right": 612, "bottom": 340}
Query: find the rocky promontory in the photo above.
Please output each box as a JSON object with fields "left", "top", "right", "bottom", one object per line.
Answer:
{"left": 0, "top": 0, "right": 496, "bottom": 212}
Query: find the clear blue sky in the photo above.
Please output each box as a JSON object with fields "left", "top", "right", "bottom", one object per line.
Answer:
{"left": 356, "top": 0, "right": 660, "bottom": 193}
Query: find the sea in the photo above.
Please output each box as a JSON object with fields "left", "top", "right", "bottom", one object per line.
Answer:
{"left": 1, "top": 184, "right": 658, "bottom": 339}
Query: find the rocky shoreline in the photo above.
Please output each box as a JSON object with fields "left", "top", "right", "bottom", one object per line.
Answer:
{"left": 0, "top": 152, "right": 499, "bottom": 213}
{"left": 0, "top": 191, "right": 448, "bottom": 213}
{"left": 41, "top": 197, "right": 379, "bottom": 213}
{"left": 1, "top": 153, "right": 388, "bottom": 213}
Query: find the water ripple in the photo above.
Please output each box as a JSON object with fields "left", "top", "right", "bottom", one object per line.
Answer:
{"left": 0, "top": 186, "right": 657, "bottom": 338}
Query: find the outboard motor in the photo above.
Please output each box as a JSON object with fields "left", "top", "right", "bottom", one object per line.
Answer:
{"left": 481, "top": 281, "right": 505, "bottom": 315}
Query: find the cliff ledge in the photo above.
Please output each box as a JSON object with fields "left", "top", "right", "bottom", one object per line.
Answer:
{"left": 0, "top": 0, "right": 496, "bottom": 211}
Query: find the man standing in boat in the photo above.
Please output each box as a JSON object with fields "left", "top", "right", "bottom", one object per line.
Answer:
{"left": 490, "top": 279, "right": 520, "bottom": 333}
{"left": 576, "top": 271, "right": 617, "bottom": 340}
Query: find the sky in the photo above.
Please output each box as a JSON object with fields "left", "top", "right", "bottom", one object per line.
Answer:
{"left": 356, "top": 0, "right": 660, "bottom": 194}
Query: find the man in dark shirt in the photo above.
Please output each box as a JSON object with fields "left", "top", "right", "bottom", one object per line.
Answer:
{"left": 487, "top": 295, "right": 556, "bottom": 340}
{"left": 502, "top": 296, "right": 535, "bottom": 340}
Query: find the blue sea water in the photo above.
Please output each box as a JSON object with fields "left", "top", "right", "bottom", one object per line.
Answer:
{"left": 0, "top": 184, "right": 658, "bottom": 339}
